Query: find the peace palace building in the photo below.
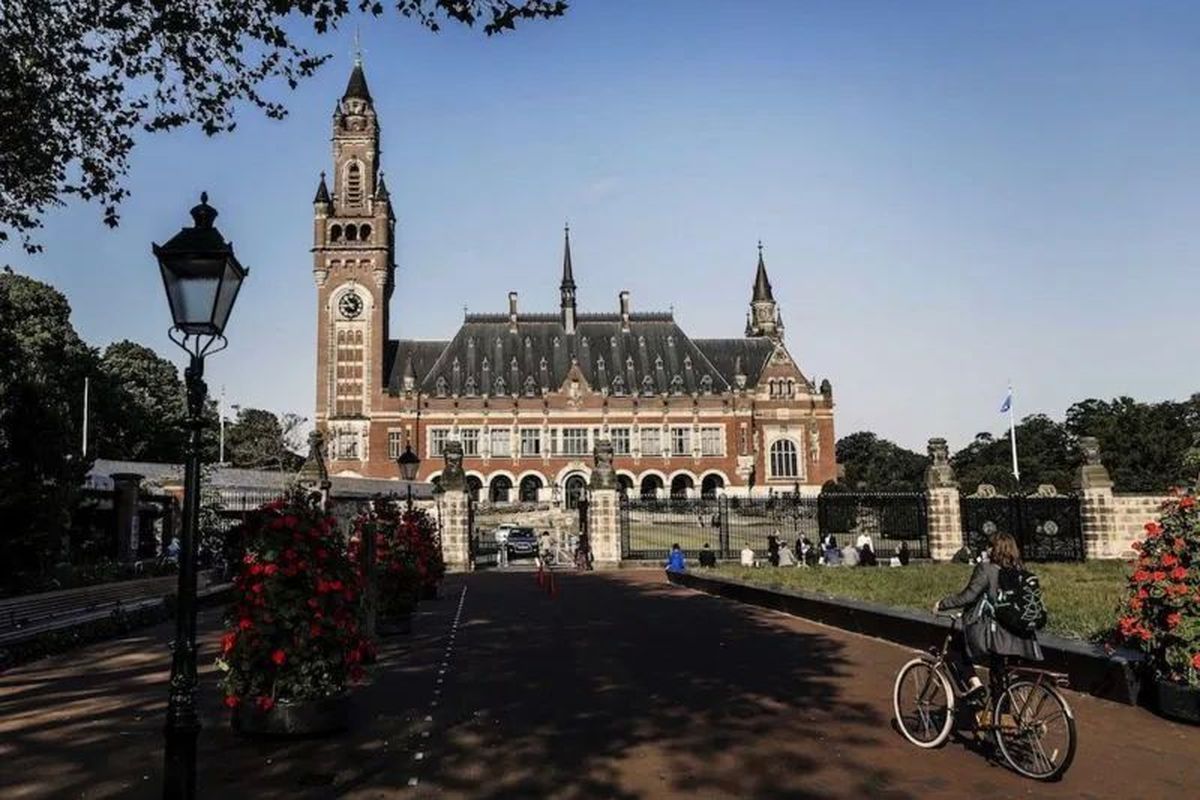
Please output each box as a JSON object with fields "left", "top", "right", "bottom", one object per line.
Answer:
{"left": 312, "top": 63, "right": 837, "bottom": 503}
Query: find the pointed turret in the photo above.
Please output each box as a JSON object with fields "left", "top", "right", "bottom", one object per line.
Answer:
{"left": 314, "top": 172, "right": 331, "bottom": 205}
{"left": 343, "top": 60, "right": 372, "bottom": 103}
{"left": 375, "top": 172, "right": 390, "bottom": 201}
{"left": 746, "top": 241, "right": 783, "bottom": 340}
{"left": 560, "top": 223, "right": 577, "bottom": 334}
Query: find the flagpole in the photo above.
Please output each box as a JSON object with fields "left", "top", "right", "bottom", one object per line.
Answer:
{"left": 82, "top": 376, "right": 89, "bottom": 457}
{"left": 1008, "top": 382, "right": 1020, "bottom": 483}
{"left": 219, "top": 385, "right": 226, "bottom": 465}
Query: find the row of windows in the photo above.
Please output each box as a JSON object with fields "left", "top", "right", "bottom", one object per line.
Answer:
{"left": 431, "top": 372, "right": 717, "bottom": 399}
{"left": 768, "top": 379, "right": 800, "bottom": 398}
{"left": 424, "top": 426, "right": 726, "bottom": 459}
{"left": 329, "top": 223, "right": 372, "bottom": 243}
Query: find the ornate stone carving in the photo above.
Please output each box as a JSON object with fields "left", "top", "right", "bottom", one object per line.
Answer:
{"left": 809, "top": 425, "right": 821, "bottom": 462}
{"left": 1074, "top": 435, "right": 1113, "bottom": 490}
{"left": 973, "top": 483, "right": 999, "bottom": 498}
{"left": 590, "top": 439, "right": 616, "bottom": 490}
{"left": 1035, "top": 483, "right": 1059, "bottom": 497}
{"left": 441, "top": 440, "right": 466, "bottom": 491}
{"left": 924, "top": 437, "right": 958, "bottom": 489}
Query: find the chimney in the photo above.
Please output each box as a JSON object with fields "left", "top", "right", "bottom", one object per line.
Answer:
{"left": 619, "top": 290, "right": 631, "bottom": 331}
{"left": 508, "top": 291, "right": 518, "bottom": 332}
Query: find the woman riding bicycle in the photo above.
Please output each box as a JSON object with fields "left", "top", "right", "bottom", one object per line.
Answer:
{"left": 933, "top": 532, "right": 1043, "bottom": 699}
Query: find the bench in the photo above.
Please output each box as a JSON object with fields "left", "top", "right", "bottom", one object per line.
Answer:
{"left": 0, "top": 572, "right": 220, "bottom": 647}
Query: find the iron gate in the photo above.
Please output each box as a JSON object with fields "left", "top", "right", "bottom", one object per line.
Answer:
{"left": 617, "top": 493, "right": 928, "bottom": 561}
{"left": 960, "top": 494, "right": 1084, "bottom": 562}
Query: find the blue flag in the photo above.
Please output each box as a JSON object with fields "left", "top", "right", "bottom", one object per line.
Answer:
{"left": 999, "top": 389, "right": 1012, "bottom": 414}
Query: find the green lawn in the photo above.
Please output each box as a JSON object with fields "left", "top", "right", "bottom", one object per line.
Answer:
{"left": 711, "top": 561, "right": 1130, "bottom": 642}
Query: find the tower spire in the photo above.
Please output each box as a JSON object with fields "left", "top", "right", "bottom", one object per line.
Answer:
{"left": 560, "top": 223, "right": 577, "bottom": 334}
{"left": 752, "top": 240, "right": 774, "bottom": 303}
{"left": 746, "top": 241, "right": 783, "bottom": 339}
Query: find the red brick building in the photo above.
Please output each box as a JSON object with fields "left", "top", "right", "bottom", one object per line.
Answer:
{"left": 312, "top": 63, "right": 836, "bottom": 502}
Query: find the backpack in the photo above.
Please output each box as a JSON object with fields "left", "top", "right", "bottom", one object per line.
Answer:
{"left": 994, "top": 567, "right": 1048, "bottom": 636}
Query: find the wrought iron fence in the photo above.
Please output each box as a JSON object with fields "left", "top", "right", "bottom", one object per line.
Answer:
{"left": 960, "top": 494, "right": 1084, "bottom": 562}
{"left": 619, "top": 493, "right": 928, "bottom": 561}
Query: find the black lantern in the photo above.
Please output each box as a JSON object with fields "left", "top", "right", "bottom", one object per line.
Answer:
{"left": 396, "top": 444, "right": 421, "bottom": 482}
{"left": 153, "top": 193, "right": 248, "bottom": 338}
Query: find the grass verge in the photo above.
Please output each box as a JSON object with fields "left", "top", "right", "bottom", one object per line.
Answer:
{"left": 711, "top": 561, "right": 1129, "bottom": 642}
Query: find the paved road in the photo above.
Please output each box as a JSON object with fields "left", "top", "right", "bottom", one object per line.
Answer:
{"left": 1, "top": 571, "right": 1198, "bottom": 798}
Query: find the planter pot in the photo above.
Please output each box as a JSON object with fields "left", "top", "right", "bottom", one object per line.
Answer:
{"left": 421, "top": 582, "right": 440, "bottom": 601}
{"left": 234, "top": 692, "right": 352, "bottom": 737}
{"left": 377, "top": 613, "right": 413, "bottom": 637}
{"left": 1153, "top": 679, "right": 1200, "bottom": 725}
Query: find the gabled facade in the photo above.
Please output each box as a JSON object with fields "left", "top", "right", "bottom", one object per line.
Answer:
{"left": 313, "top": 64, "right": 836, "bottom": 502}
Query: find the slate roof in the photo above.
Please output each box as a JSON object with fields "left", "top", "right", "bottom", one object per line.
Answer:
{"left": 343, "top": 63, "right": 372, "bottom": 102}
{"left": 385, "top": 312, "right": 784, "bottom": 398}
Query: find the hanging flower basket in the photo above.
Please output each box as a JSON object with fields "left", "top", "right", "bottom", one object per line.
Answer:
{"left": 216, "top": 491, "right": 375, "bottom": 736}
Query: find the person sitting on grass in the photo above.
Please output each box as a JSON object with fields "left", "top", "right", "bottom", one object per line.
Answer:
{"left": 821, "top": 533, "right": 841, "bottom": 565}
{"left": 933, "top": 532, "right": 1043, "bottom": 699}
{"left": 859, "top": 541, "right": 878, "bottom": 567}
{"left": 740, "top": 545, "right": 755, "bottom": 567}
{"left": 698, "top": 543, "right": 717, "bottom": 568}
{"left": 841, "top": 542, "right": 860, "bottom": 567}
{"left": 665, "top": 543, "right": 687, "bottom": 574}
{"left": 767, "top": 534, "right": 781, "bottom": 567}
{"left": 897, "top": 541, "right": 911, "bottom": 566}
{"left": 778, "top": 541, "right": 798, "bottom": 567}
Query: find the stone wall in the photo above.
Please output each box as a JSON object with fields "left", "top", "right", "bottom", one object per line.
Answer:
{"left": 1111, "top": 494, "right": 1170, "bottom": 557}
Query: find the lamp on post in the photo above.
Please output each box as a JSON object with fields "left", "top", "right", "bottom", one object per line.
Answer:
{"left": 153, "top": 192, "right": 247, "bottom": 800}
{"left": 396, "top": 444, "right": 421, "bottom": 510}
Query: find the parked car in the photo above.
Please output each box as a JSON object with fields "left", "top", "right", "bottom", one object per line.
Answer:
{"left": 505, "top": 528, "right": 538, "bottom": 558}
{"left": 491, "top": 523, "right": 519, "bottom": 546}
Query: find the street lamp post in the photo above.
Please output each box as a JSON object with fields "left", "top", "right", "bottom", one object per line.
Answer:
{"left": 396, "top": 443, "right": 421, "bottom": 510}
{"left": 153, "top": 193, "right": 247, "bottom": 800}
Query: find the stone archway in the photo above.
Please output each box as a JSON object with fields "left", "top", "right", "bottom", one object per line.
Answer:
{"left": 640, "top": 474, "right": 663, "bottom": 499}
{"left": 701, "top": 473, "right": 725, "bottom": 498}
{"left": 466, "top": 475, "right": 483, "bottom": 502}
{"left": 489, "top": 474, "right": 513, "bottom": 503}
{"left": 519, "top": 474, "right": 543, "bottom": 503}
{"left": 670, "top": 473, "right": 694, "bottom": 499}
{"left": 564, "top": 473, "right": 588, "bottom": 509}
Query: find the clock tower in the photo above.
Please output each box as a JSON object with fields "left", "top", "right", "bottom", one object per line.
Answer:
{"left": 312, "top": 58, "right": 395, "bottom": 469}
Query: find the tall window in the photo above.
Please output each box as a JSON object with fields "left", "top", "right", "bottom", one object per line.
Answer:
{"left": 639, "top": 427, "right": 662, "bottom": 457}
{"left": 670, "top": 427, "right": 691, "bottom": 456}
{"left": 335, "top": 429, "right": 358, "bottom": 460}
{"left": 334, "top": 327, "right": 364, "bottom": 416}
{"left": 460, "top": 428, "right": 480, "bottom": 457}
{"left": 490, "top": 428, "right": 511, "bottom": 457}
{"left": 611, "top": 427, "right": 631, "bottom": 455}
{"left": 345, "top": 162, "right": 363, "bottom": 205}
{"left": 429, "top": 428, "right": 450, "bottom": 458}
{"left": 770, "top": 439, "right": 799, "bottom": 478}
{"left": 700, "top": 427, "right": 723, "bottom": 457}
{"left": 520, "top": 428, "right": 541, "bottom": 457}
{"left": 562, "top": 428, "right": 588, "bottom": 456}
{"left": 388, "top": 430, "right": 404, "bottom": 460}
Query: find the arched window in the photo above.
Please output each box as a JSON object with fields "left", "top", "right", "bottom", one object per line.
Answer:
{"left": 464, "top": 375, "right": 477, "bottom": 396}
{"left": 489, "top": 475, "right": 512, "bottom": 503}
{"left": 699, "top": 374, "right": 713, "bottom": 395}
{"left": 523, "top": 376, "right": 537, "bottom": 397}
{"left": 641, "top": 375, "right": 655, "bottom": 396}
{"left": 465, "top": 475, "right": 482, "bottom": 502}
{"left": 359, "top": 224, "right": 371, "bottom": 241}
{"left": 611, "top": 375, "right": 625, "bottom": 395}
{"left": 770, "top": 439, "right": 799, "bottom": 478}
{"left": 345, "top": 224, "right": 358, "bottom": 242}
{"left": 670, "top": 473, "right": 693, "bottom": 498}
{"left": 640, "top": 474, "right": 663, "bottom": 499}
{"left": 701, "top": 473, "right": 724, "bottom": 498}
{"left": 617, "top": 474, "right": 634, "bottom": 496}
{"left": 519, "top": 474, "right": 543, "bottom": 502}
{"left": 330, "top": 224, "right": 343, "bottom": 242}
{"left": 435, "top": 376, "right": 448, "bottom": 398}
{"left": 494, "top": 376, "right": 506, "bottom": 396}
{"left": 670, "top": 375, "right": 684, "bottom": 395}
{"left": 346, "top": 162, "right": 363, "bottom": 205}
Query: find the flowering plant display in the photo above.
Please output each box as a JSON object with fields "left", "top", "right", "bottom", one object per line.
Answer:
{"left": 351, "top": 502, "right": 445, "bottom": 619}
{"left": 216, "top": 492, "right": 374, "bottom": 713}
{"left": 1116, "top": 491, "right": 1200, "bottom": 688}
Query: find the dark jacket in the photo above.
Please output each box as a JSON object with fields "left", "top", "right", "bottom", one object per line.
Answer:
{"left": 939, "top": 563, "right": 1043, "bottom": 662}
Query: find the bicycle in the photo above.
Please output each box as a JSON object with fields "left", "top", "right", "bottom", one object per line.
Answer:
{"left": 892, "top": 611, "right": 1077, "bottom": 781}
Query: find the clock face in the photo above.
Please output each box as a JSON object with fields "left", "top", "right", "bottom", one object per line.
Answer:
{"left": 339, "top": 292, "right": 363, "bottom": 319}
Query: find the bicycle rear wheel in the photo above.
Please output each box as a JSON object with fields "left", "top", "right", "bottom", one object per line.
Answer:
{"left": 994, "top": 680, "right": 1076, "bottom": 781}
{"left": 893, "top": 657, "right": 955, "bottom": 748}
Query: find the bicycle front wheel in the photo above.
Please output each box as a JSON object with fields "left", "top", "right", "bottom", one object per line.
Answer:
{"left": 994, "top": 680, "right": 1076, "bottom": 781}
{"left": 893, "top": 657, "right": 955, "bottom": 748}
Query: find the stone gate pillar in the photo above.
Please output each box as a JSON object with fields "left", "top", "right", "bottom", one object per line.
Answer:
{"left": 923, "top": 438, "right": 963, "bottom": 561}
{"left": 588, "top": 440, "right": 621, "bottom": 567}
{"left": 1075, "top": 436, "right": 1117, "bottom": 560}
{"left": 111, "top": 472, "right": 144, "bottom": 563}
{"left": 438, "top": 441, "right": 471, "bottom": 570}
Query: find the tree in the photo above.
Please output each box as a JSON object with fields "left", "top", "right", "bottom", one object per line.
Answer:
{"left": 1065, "top": 397, "right": 1195, "bottom": 492}
{"left": 0, "top": 0, "right": 568, "bottom": 252}
{"left": 951, "top": 414, "right": 1076, "bottom": 495}
{"left": 834, "top": 431, "right": 929, "bottom": 492}
{"left": 225, "top": 408, "right": 306, "bottom": 471}
{"left": 93, "top": 340, "right": 187, "bottom": 462}
{"left": 0, "top": 270, "right": 96, "bottom": 586}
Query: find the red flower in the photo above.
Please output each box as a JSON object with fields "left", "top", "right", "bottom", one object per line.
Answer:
{"left": 1131, "top": 541, "right": 1142, "bottom": 551}
{"left": 1130, "top": 597, "right": 1143, "bottom": 611}
{"left": 238, "top": 617, "right": 254, "bottom": 631}
{"left": 1172, "top": 566, "right": 1188, "bottom": 581}
{"left": 256, "top": 696, "right": 275, "bottom": 712}
{"left": 271, "top": 649, "right": 287, "bottom": 666}
{"left": 251, "top": 583, "right": 264, "bottom": 594}
{"left": 1192, "top": 652, "right": 1200, "bottom": 670}
{"left": 1163, "top": 553, "right": 1179, "bottom": 568}
{"left": 1145, "top": 521, "right": 1163, "bottom": 537}
{"left": 1167, "top": 612, "right": 1182, "bottom": 629}
{"left": 221, "top": 632, "right": 237, "bottom": 655}
{"left": 263, "top": 564, "right": 278, "bottom": 577}
{"left": 1153, "top": 571, "right": 1167, "bottom": 582}
{"left": 249, "top": 563, "right": 263, "bottom": 576}
{"left": 1134, "top": 570, "right": 1151, "bottom": 583}
{"left": 224, "top": 695, "right": 241, "bottom": 709}
{"left": 1180, "top": 495, "right": 1196, "bottom": 510}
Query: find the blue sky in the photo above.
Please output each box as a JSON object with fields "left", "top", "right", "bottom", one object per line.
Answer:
{"left": 8, "top": 0, "right": 1199, "bottom": 451}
